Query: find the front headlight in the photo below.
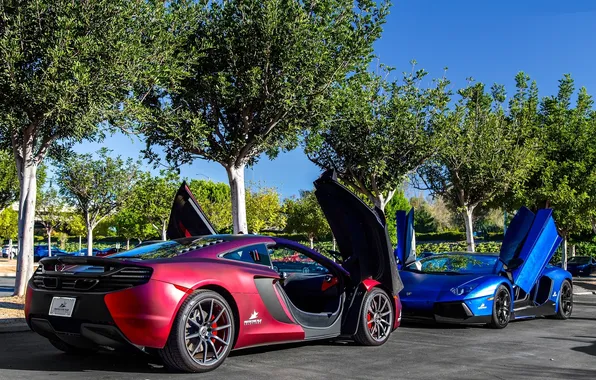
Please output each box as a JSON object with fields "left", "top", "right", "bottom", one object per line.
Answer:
{"left": 450, "top": 282, "right": 479, "bottom": 296}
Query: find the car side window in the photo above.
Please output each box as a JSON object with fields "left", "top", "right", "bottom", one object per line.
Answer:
{"left": 268, "top": 245, "right": 329, "bottom": 274}
{"left": 223, "top": 244, "right": 271, "bottom": 267}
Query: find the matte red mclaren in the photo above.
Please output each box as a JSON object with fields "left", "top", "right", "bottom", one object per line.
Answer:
{"left": 25, "top": 170, "right": 403, "bottom": 372}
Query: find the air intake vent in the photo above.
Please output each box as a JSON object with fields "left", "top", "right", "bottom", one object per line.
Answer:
{"left": 32, "top": 266, "right": 152, "bottom": 293}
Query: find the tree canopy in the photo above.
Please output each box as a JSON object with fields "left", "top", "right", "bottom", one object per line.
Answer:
{"left": 284, "top": 190, "right": 330, "bottom": 248}
{"left": 306, "top": 64, "right": 450, "bottom": 211}
{"left": 0, "top": 0, "right": 172, "bottom": 295}
{"left": 138, "top": 0, "right": 390, "bottom": 234}
{"left": 417, "top": 77, "right": 537, "bottom": 252}
{"left": 56, "top": 149, "right": 140, "bottom": 255}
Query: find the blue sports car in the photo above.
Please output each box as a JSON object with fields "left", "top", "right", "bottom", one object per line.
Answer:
{"left": 395, "top": 207, "right": 573, "bottom": 328}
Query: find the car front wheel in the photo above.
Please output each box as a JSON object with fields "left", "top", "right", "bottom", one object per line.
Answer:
{"left": 489, "top": 285, "right": 511, "bottom": 329}
{"left": 554, "top": 280, "right": 573, "bottom": 320}
{"left": 159, "top": 290, "right": 235, "bottom": 373}
{"left": 354, "top": 287, "right": 393, "bottom": 346}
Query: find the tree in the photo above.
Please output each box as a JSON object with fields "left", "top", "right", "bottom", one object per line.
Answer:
{"left": 0, "top": 0, "right": 172, "bottom": 296}
{"left": 382, "top": 189, "right": 411, "bottom": 245}
{"left": 417, "top": 79, "right": 537, "bottom": 252}
{"left": 140, "top": 0, "right": 390, "bottom": 234}
{"left": 37, "top": 185, "right": 67, "bottom": 256}
{"left": 56, "top": 149, "right": 140, "bottom": 256}
{"left": 131, "top": 171, "right": 180, "bottom": 240}
{"left": 0, "top": 208, "right": 17, "bottom": 258}
{"left": 64, "top": 214, "right": 86, "bottom": 253}
{"left": 245, "top": 184, "right": 285, "bottom": 234}
{"left": 512, "top": 74, "right": 596, "bottom": 266}
{"left": 284, "top": 190, "right": 330, "bottom": 248}
{"left": 114, "top": 207, "right": 154, "bottom": 250}
{"left": 188, "top": 180, "right": 232, "bottom": 233}
{"left": 305, "top": 64, "right": 450, "bottom": 212}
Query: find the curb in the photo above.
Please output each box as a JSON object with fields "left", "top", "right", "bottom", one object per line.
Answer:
{"left": 574, "top": 291, "right": 596, "bottom": 295}
{"left": 0, "top": 323, "right": 29, "bottom": 334}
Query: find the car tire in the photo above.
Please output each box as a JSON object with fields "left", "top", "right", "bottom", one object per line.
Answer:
{"left": 354, "top": 287, "right": 393, "bottom": 346}
{"left": 553, "top": 280, "right": 573, "bottom": 320}
{"left": 49, "top": 338, "right": 97, "bottom": 355}
{"left": 489, "top": 285, "right": 511, "bottom": 329}
{"left": 159, "top": 289, "right": 235, "bottom": 373}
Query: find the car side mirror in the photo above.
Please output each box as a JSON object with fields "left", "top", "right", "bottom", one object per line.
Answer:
{"left": 279, "top": 271, "right": 288, "bottom": 280}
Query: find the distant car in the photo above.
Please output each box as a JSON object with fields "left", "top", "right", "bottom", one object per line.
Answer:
{"left": 2, "top": 245, "right": 17, "bottom": 258}
{"left": 96, "top": 247, "right": 119, "bottom": 257}
{"left": 566, "top": 256, "right": 595, "bottom": 277}
{"left": 33, "top": 245, "right": 70, "bottom": 262}
{"left": 272, "top": 260, "right": 328, "bottom": 274}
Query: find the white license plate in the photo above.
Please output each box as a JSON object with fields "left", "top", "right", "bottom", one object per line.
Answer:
{"left": 48, "top": 297, "right": 76, "bottom": 317}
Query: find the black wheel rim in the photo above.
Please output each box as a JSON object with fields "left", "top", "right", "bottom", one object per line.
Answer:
{"left": 495, "top": 288, "right": 511, "bottom": 325}
{"left": 366, "top": 293, "right": 392, "bottom": 342}
{"left": 184, "top": 298, "right": 232, "bottom": 367}
{"left": 561, "top": 282, "right": 573, "bottom": 317}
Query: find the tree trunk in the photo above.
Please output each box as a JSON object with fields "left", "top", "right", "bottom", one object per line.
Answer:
{"left": 309, "top": 236, "right": 314, "bottom": 249}
{"left": 47, "top": 230, "right": 52, "bottom": 257}
{"left": 126, "top": 239, "right": 130, "bottom": 251}
{"left": 14, "top": 161, "right": 38, "bottom": 297}
{"left": 86, "top": 221, "right": 94, "bottom": 256}
{"left": 78, "top": 235, "right": 82, "bottom": 253}
{"left": 561, "top": 236, "right": 568, "bottom": 270}
{"left": 161, "top": 220, "right": 167, "bottom": 240}
{"left": 571, "top": 244, "right": 575, "bottom": 257}
{"left": 226, "top": 164, "right": 248, "bottom": 234}
{"left": 462, "top": 206, "right": 476, "bottom": 252}
{"left": 8, "top": 238, "right": 13, "bottom": 260}
{"left": 332, "top": 235, "right": 336, "bottom": 252}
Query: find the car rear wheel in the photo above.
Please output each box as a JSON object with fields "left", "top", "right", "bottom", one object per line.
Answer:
{"left": 159, "top": 290, "right": 235, "bottom": 373}
{"left": 554, "top": 280, "right": 573, "bottom": 320}
{"left": 489, "top": 285, "right": 511, "bottom": 329}
{"left": 354, "top": 287, "right": 393, "bottom": 346}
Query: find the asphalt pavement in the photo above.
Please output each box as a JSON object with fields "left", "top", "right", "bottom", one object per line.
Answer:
{"left": 0, "top": 277, "right": 14, "bottom": 297}
{"left": 0, "top": 295, "right": 595, "bottom": 380}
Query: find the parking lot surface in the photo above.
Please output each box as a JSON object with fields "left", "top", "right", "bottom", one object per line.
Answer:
{"left": 0, "top": 295, "right": 595, "bottom": 380}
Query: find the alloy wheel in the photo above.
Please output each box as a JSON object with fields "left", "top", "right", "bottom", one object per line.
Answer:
{"left": 560, "top": 282, "right": 573, "bottom": 317}
{"left": 184, "top": 298, "right": 233, "bottom": 367}
{"left": 366, "top": 292, "right": 392, "bottom": 342}
{"left": 495, "top": 288, "right": 511, "bottom": 325}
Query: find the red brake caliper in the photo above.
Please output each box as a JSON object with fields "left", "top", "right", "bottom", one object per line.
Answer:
{"left": 367, "top": 312, "right": 373, "bottom": 328}
{"left": 211, "top": 315, "right": 218, "bottom": 344}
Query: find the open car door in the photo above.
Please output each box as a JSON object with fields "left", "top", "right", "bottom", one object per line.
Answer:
{"left": 395, "top": 208, "right": 415, "bottom": 269}
{"left": 313, "top": 170, "right": 403, "bottom": 295}
{"left": 499, "top": 207, "right": 562, "bottom": 294}
{"left": 167, "top": 182, "right": 217, "bottom": 239}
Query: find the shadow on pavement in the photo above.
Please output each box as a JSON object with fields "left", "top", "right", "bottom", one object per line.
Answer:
{"left": 540, "top": 335, "right": 596, "bottom": 359}
{"left": 0, "top": 345, "right": 166, "bottom": 374}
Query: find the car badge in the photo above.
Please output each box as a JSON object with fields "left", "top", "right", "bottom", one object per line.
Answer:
{"left": 244, "top": 310, "right": 262, "bottom": 326}
{"left": 478, "top": 303, "right": 487, "bottom": 310}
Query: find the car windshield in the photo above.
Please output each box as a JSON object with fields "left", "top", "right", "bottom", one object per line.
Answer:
{"left": 110, "top": 237, "right": 225, "bottom": 260}
{"left": 568, "top": 256, "right": 591, "bottom": 264}
{"left": 405, "top": 253, "right": 499, "bottom": 275}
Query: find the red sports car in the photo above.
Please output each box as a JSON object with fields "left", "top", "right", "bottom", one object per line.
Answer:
{"left": 25, "top": 170, "right": 403, "bottom": 373}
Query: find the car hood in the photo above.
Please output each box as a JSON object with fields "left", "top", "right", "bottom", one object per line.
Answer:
{"left": 399, "top": 270, "right": 500, "bottom": 303}
{"left": 313, "top": 170, "right": 403, "bottom": 295}
{"left": 167, "top": 182, "right": 217, "bottom": 239}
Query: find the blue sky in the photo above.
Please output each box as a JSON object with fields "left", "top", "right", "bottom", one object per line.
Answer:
{"left": 70, "top": 0, "right": 596, "bottom": 199}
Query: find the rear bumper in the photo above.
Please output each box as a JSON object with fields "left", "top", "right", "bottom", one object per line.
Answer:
{"left": 25, "top": 278, "right": 188, "bottom": 349}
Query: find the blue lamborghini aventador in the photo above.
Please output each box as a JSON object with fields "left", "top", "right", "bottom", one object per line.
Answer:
{"left": 395, "top": 207, "right": 573, "bottom": 329}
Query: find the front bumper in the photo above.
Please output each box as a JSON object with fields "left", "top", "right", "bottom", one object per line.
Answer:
{"left": 402, "top": 300, "right": 492, "bottom": 325}
{"left": 26, "top": 278, "right": 188, "bottom": 349}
